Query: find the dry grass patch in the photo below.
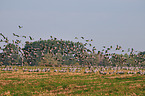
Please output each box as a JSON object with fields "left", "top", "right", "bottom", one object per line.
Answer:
{"left": 0, "top": 68, "right": 145, "bottom": 96}
{"left": 106, "top": 74, "right": 134, "bottom": 79}
{"left": 0, "top": 80, "right": 14, "bottom": 86}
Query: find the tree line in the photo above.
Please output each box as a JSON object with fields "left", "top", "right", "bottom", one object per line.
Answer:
{"left": 0, "top": 32, "right": 145, "bottom": 67}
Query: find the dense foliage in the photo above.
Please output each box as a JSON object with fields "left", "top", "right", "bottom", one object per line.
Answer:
{"left": 0, "top": 33, "right": 145, "bottom": 67}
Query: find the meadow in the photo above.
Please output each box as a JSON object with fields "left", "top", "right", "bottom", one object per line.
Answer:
{"left": 0, "top": 67, "right": 145, "bottom": 96}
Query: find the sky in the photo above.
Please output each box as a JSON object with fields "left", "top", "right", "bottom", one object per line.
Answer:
{"left": 0, "top": 0, "right": 145, "bottom": 53}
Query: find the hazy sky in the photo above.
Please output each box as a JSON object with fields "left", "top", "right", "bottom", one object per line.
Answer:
{"left": 0, "top": 0, "right": 145, "bottom": 52}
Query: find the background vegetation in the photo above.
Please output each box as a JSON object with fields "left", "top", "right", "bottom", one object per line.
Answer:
{"left": 0, "top": 32, "right": 145, "bottom": 67}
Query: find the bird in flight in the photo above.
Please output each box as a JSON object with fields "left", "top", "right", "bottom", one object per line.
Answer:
{"left": 81, "top": 37, "right": 84, "bottom": 39}
{"left": 29, "top": 36, "right": 33, "bottom": 40}
{"left": 18, "top": 25, "right": 23, "bottom": 29}
{"left": 22, "top": 36, "right": 26, "bottom": 38}
{"left": 0, "top": 33, "right": 6, "bottom": 39}
{"left": 13, "top": 33, "right": 20, "bottom": 37}
{"left": 86, "top": 40, "right": 89, "bottom": 42}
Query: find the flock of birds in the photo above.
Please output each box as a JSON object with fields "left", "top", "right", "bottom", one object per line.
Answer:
{"left": 0, "top": 28, "right": 98, "bottom": 66}
{"left": 0, "top": 25, "right": 145, "bottom": 68}
{"left": 0, "top": 66, "right": 145, "bottom": 75}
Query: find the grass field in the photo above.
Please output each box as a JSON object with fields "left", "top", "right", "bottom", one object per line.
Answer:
{"left": 0, "top": 67, "right": 145, "bottom": 96}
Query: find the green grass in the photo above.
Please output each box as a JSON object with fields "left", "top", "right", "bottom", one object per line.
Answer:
{"left": 0, "top": 67, "right": 145, "bottom": 96}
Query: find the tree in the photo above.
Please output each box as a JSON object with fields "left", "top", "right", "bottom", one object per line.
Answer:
{"left": 38, "top": 53, "right": 58, "bottom": 66}
{"left": 0, "top": 43, "right": 21, "bottom": 66}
